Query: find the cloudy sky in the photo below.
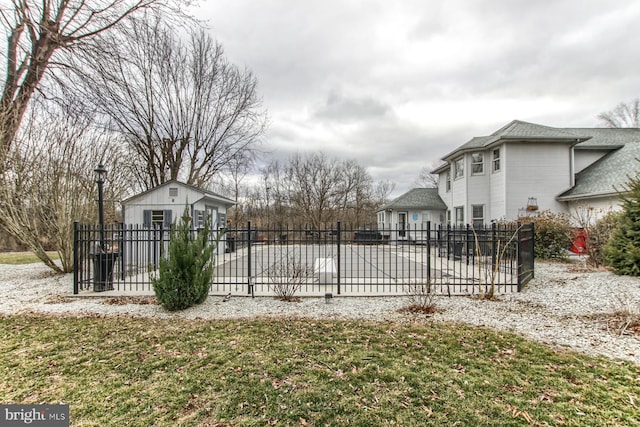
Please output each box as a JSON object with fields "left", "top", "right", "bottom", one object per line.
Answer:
{"left": 194, "top": 0, "right": 640, "bottom": 196}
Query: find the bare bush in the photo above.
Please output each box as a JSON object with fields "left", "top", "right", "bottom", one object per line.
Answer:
{"left": 403, "top": 281, "right": 439, "bottom": 314}
{"left": 267, "top": 257, "right": 314, "bottom": 301}
{"left": 607, "top": 295, "right": 640, "bottom": 336}
{"left": 0, "top": 104, "right": 129, "bottom": 272}
{"left": 471, "top": 224, "right": 521, "bottom": 300}
{"left": 572, "top": 206, "right": 622, "bottom": 268}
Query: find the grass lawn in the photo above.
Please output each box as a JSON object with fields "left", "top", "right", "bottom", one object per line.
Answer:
{"left": 0, "top": 251, "right": 59, "bottom": 264}
{"left": 0, "top": 315, "right": 638, "bottom": 426}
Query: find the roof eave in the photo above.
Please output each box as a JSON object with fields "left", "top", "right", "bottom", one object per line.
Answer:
{"left": 557, "top": 190, "right": 624, "bottom": 202}
{"left": 441, "top": 137, "right": 584, "bottom": 162}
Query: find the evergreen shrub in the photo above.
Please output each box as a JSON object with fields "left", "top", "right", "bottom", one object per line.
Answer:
{"left": 604, "top": 172, "right": 640, "bottom": 276}
{"left": 153, "top": 209, "right": 216, "bottom": 310}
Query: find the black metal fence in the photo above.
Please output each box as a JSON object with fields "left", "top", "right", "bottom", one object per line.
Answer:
{"left": 73, "top": 221, "right": 534, "bottom": 296}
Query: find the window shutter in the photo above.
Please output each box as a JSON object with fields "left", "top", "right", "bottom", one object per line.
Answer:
{"left": 143, "top": 210, "right": 151, "bottom": 228}
{"left": 164, "top": 210, "right": 172, "bottom": 228}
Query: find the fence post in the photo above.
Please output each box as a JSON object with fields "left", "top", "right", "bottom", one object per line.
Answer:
{"left": 73, "top": 221, "right": 79, "bottom": 294}
{"left": 426, "top": 221, "right": 431, "bottom": 283}
{"left": 336, "top": 221, "right": 341, "bottom": 295}
{"left": 517, "top": 222, "right": 522, "bottom": 291}
{"left": 247, "top": 221, "right": 253, "bottom": 297}
{"left": 491, "top": 221, "right": 497, "bottom": 272}
{"left": 446, "top": 224, "right": 451, "bottom": 260}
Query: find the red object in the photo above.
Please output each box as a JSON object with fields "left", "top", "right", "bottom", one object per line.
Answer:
{"left": 570, "top": 228, "right": 587, "bottom": 254}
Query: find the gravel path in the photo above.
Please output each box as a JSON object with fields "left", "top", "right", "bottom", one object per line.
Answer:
{"left": 1, "top": 260, "right": 639, "bottom": 365}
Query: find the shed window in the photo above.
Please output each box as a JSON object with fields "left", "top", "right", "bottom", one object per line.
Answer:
{"left": 151, "top": 210, "right": 165, "bottom": 226}
{"left": 195, "top": 210, "right": 205, "bottom": 228}
{"left": 143, "top": 209, "right": 172, "bottom": 228}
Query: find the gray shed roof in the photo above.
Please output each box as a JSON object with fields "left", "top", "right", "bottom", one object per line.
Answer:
{"left": 378, "top": 188, "right": 447, "bottom": 212}
{"left": 122, "top": 180, "right": 236, "bottom": 206}
{"left": 557, "top": 142, "right": 640, "bottom": 201}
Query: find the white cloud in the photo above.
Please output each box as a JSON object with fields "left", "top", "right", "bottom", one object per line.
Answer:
{"left": 195, "top": 0, "right": 640, "bottom": 196}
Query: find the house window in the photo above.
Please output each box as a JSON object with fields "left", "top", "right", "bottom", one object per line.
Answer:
{"left": 447, "top": 210, "right": 451, "bottom": 225}
{"left": 151, "top": 210, "right": 165, "bottom": 226}
{"left": 169, "top": 187, "right": 178, "bottom": 197}
{"left": 446, "top": 170, "right": 451, "bottom": 192}
{"left": 454, "top": 157, "right": 464, "bottom": 179}
{"left": 492, "top": 148, "right": 500, "bottom": 172}
{"left": 471, "top": 152, "right": 484, "bottom": 175}
{"left": 472, "top": 205, "right": 484, "bottom": 228}
{"left": 455, "top": 207, "right": 464, "bottom": 226}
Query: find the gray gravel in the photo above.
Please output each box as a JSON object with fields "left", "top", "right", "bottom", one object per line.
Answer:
{"left": 1, "top": 260, "right": 639, "bottom": 365}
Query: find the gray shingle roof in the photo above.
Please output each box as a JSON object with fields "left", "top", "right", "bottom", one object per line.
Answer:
{"left": 441, "top": 120, "right": 588, "bottom": 160}
{"left": 122, "top": 180, "right": 236, "bottom": 205}
{"left": 572, "top": 128, "right": 640, "bottom": 148}
{"left": 378, "top": 188, "right": 447, "bottom": 211}
{"left": 557, "top": 142, "right": 640, "bottom": 201}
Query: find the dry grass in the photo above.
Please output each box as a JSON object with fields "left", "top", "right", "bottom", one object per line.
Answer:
{"left": 2, "top": 314, "right": 639, "bottom": 426}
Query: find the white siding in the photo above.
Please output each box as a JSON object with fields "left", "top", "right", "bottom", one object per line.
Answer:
{"left": 489, "top": 145, "right": 506, "bottom": 220}
{"left": 123, "top": 182, "right": 229, "bottom": 231}
{"left": 467, "top": 151, "right": 490, "bottom": 224}
{"left": 574, "top": 149, "right": 611, "bottom": 173}
{"left": 438, "top": 170, "right": 453, "bottom": 220}
{"left": 504, "top": 142, "right": 572, "bottom": 220}
{"left": 565, "top": 197, "right": 622, "bottom": 226}
{"left": 450, "top": 156, "right": 467, "bottom": 222}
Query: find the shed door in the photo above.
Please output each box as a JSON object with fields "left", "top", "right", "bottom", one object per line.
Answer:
{"left": 205, "top": 205, "right": 218, "bottom": 229}
{"left": 398, "top": 212, "right": 407, "bottom": 238}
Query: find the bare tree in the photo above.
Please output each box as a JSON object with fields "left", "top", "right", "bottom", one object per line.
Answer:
{"left": 0, "top": 0, "right": 177, "bottom": 161}
{"left": 414, "top": 165, "right": 439, "bottom": 188}
{"left": 338, "top": 159, "right": 376, "bottom": 226}
{"left": 259, "top": 153, "right": 387, "bottom": 229}
{"left": 599, "top": 99, "right": 640, "bottom": 128}
{"left": 70, "top": 18, "right": 266, "bottom": 189}
{"left": 212, "top": 150, "right": 256, "bottom": 226}
{"left": 0, "top": 103, "right": 130, "bottom": 272}
{"left": 285, "top": 153, "right": 344, "bottom": 229}
{"left": 373, "top": 180, "right": 395, "bottom": 206}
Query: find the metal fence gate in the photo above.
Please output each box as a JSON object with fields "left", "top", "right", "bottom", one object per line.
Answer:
{"left": 73, "top": 221, "right": 534, "bottom": 296}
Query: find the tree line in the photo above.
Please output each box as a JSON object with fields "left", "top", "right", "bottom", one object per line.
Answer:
{"left": 222, "top": 153, "right": 395, "bottom": 230}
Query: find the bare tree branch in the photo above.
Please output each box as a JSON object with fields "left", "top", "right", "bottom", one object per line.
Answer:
{"left": 0, "top": 0, "right": 184, "bottom": 159}
{"left": 67, "top": 18, "right": 266, "bottom": 189}
{"left": 0, "top": 101, "right": 130, "bottom": 272}
{"left": 598, "top": 98, "right": 640, "bottom": 128}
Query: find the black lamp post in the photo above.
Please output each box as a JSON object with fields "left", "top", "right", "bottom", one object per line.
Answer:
{"left": 94, "top": 164, "right": 107, "bottom": 251}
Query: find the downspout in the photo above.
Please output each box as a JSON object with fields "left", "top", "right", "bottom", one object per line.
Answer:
{"left": 570, "top": 143, "right": 576, "bottom": 187}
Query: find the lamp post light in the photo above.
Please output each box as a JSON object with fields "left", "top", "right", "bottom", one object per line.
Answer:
{"left": 94, "top": 164, "right": 107, "bottom": 251}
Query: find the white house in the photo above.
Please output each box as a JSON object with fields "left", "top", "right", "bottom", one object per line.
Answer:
{"left": 122, "top": 180, "right": 235, "bottom": 230}
{"left": 376, "top": 188, "right": 447, "bottom": 241}
{"left": 432, "top": 120, "right": 640, "bottom": 225}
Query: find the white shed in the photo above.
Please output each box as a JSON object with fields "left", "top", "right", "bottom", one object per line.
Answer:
{"left": 122, "top": 180, "right": 235, "bottom": 230}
